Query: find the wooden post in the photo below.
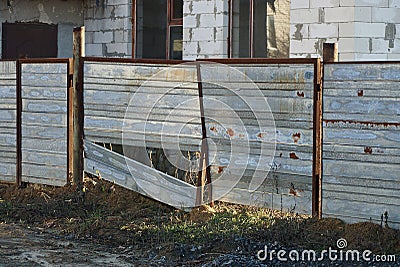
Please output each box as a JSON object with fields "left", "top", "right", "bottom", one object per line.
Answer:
{"left": 72, "top": 27, "right": 85, "bottom": 187}
{"left": 323, "top": 43, "right": 338, "bottom": 62}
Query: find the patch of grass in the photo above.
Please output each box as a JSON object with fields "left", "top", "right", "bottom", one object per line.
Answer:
{"left": 120, "top": 204, "right": 303, "bottom": 247}
{"left": 0, "top": 178, "right": 399, "bottom": 256}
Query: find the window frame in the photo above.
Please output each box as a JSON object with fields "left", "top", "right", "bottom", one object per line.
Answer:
{"left": 132, "top": 0, "right": 183, "bottom": 59}
{"left": 229, "top": 0, "right": 266, "bottom": 58}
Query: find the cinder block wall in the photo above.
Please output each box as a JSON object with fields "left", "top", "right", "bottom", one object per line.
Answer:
{"left": 290, "top": 0, "right": 400, "bottom": 61}
{"left": 183, "top": 0, "right": 229, "bottom": 59}
{"left": 84, "top": 0, "right": 132, "bottom": 58}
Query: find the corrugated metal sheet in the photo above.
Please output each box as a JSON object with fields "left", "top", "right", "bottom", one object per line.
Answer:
{"left": 82, "top": 60, "right": 319, "bottom": 213}
{"left": 84, "top": 140, "right": 196, "bottom": 209}
{"left": 83, "top": 61, "right": 202, "bottom": 151}
{"left": 200, "top": 62, "right": 317, "bottom": 214}
{"left": 0, "top": 61, "right": 17, "bottom": 183}
{"left": 323, "top": 63, "right": 400, "bottom": 229}
{"left": 20, "top": 63, "right": 69, "bottom": 186}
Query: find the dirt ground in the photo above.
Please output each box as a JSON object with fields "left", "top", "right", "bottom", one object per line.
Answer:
{"left": 0, "top": 177, "right": 399, "bottom": 266}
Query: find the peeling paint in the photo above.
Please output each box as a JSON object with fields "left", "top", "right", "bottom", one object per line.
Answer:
{"left": 318, "top": 8, "right": 325, "bottom": 24}
{"left": 364, "top": 146, "right": 372, "bottom": 154}
{"left": 38, "top": 3, "right": 51, "bottom": 23}
{"left": 189, "top": 2, "right": 193, "bottom": 13}
{"left": 292, "top": 132, "right": 301, "bottom": 143}
{"left": 195, "top": 14, "right": 200, "bottom": 28}
{"left": 213, "top": 27, "right": 217, "bottom": 41}
{"left": 217, "top": 166, "right": 225, "bottom": 173}
{"left": 226, "top": 128, "right": 234, "bottom": 137}
{"left": 293, "top": 24, "right": 303, "bottom": 41}
{"left": 189, "top": 28, "right": 193, "bottom": 41}
{"left": 385, "top": 23, "right": 396, "bottom": 49}
{"left": 197, "top": 42, "right": 201, "bottom": 54}
{"left": 314, "top": 38, "right": 327, "bottom": 56}
{"left": 369, "top": 38, "right": 372, "bottom": 53}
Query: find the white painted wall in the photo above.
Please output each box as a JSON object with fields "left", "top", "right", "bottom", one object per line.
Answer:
{"left": 84, "top": 0, "right": 132, "bottom": 58}
{"left": 290, "top": 0, "right": 400, "bottom": 61}
{"left": 183, "top": 0, "right": 229, "bottom": 59}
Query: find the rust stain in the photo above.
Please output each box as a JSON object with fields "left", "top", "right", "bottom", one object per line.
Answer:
{"left": 289, "top": 182, "right": 299, "bottom": 196}
{"left": 218, "top": 166, "right": 225, "bottom": 173}
{"left": 323, "top": 119, "right": 400, "bottom": 128}
{"left": 226, "top": 128, "right": 235, "bottom": 137}
{"left": 297, "top": 91, "right": 305, "bottom": 97}
{"left": 292, "top": 132, "right": 301, "bottom": 143}
{"left": 289, "top": 152, "right": 299, "bottom": 160}
{"left": 289, "top": 188, "right": 298, "bottom": 196}
{"left": 210, "top": 126, "right": 217, "bottom": 133}
{"left": 357, "top": 89, "right": 364, "bottom": 97}
{"left": 257, "top": 132, "right": 264, "bottom": 138}
{"left": 364, "top": 146, "right": 373, "bottom": 154}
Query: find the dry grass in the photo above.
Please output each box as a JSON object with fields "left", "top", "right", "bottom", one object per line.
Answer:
{"left": 0, "top": 177, "right": 399, "bottom": 256}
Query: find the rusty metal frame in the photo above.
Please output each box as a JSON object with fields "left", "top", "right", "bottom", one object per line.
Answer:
{"left": 249, "top": 0, "right": 254, "bottom": 58}
{"left": 197, "top": 58, "right": 319, "bottom": 65}
{"left": 16, "top": 60, "right": 22, "bottom": 186}
{"left": 324, "top": 60, "right": 400, "bottom": 65}
{"left": 168, "top": 0, "right": 183, "bottom": 24}
{"left": 197, "top": 57, "right": 322, "bottom": 216}
{"left": 83, "top": 57, "right": 190, "bottom": 65}
{"left": 0, "top": 60, "right": 18, "bottom": 184}
{"left": 195, "top": 62, "right": 213, "bottom": 207}
{"left": 313, "top": 58, "right": 322, "bottom": 218}
{"left": 15, "top": 58, "right": 72, "bottom": 186}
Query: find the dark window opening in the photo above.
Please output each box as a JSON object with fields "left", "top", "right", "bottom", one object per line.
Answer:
{"left": 2, "top": 22, "right": 58, "bottom": 59}
{"left": 172, "top": 0, "right": 183, "bottom": 20}
{"left": 231, "top": 0, "right": 268, "bottom": 58}
{"left": 135, "top": 0, "right": 183, "bottom": 60}
{"left": 136, "top": 0, "right": 168, "bottom": 59}
{"left": 169, "top": 26, "right": 183, "bottom": 60}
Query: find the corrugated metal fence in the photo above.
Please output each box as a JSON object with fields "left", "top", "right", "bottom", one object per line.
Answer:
{"left": 0, "top": 57, "right": 399, "bottom": 228}
{"left": 82, "top": 58, "right": 321, "bottom": 213}
{"left": 0, "top": 61, "right": 17, "bottom": 183}
{"left": 323, "top": 62, "right": 400, "bottom": 228}
{"left": 199, "top": 60, "right": 321, "bottom": 215}
{"left": 0, "top": 59, "right": 71, "bottom": 186}
{"left": 19, "top": 60, "right": 71, "bottom": 186}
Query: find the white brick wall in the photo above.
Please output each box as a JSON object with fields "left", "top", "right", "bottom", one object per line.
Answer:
{"left": 84, "top": 0, "right": 132, "bottom": 58}
{"left": 290, "top": 0, "right": 400, "bottom": 60}
{"left": 183, "top": 0, "right": 228, "bottom": 60}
